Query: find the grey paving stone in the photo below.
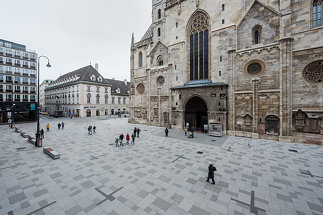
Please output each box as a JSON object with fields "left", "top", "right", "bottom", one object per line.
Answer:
{"left": 9, "top": 192, "right": 27, "bottom": 205}
{"left": 20, "top": 201, "right": 30, "bottom": 209}
{"left": 307, "top": 202, "right": 323, "bottom": 213}
{"left": 81, "top": 180, "right": 95, "bottom": 189}
{"left": 189, "top": 205, "right": 211, "bottom": 215}
{"left": 158, "top": 175, "right": 171, "bottom": 183}
{"left": 33, "top": 189, "right": 48, "bottom": 198}
{"left": 137, "top": 189, "right": 149, "bottom": 198}
{"left": 152, "top": 197, "right": 172, "bottom": 211}
{"left": 6, "top": 185, "right": 21, "bottom": 193}
{"left": 277, "top": 193, "right": 293, "bottom": 203}
{"left": 65, "top": 205, "right": 83, "bottom": 215}
{"left": 49, "top": 172, "right": 62, "bottom": 179}
{"left": 171, "top": 194, "right": 184, "bottom": 203}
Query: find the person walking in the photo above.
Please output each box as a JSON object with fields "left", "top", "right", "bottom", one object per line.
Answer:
{"left": 165, "top": 127, "right": 169, "bottom": 137}
{"left": 115, "top": 137, "right": 119, "bottom": 147}
{"left": 131, "top": 133, "right": 135, "bottom": 145}
{"left": 61, "top": 122, "right": 64, "bottom": 130}
{"left": 137, "top": 128, "right": 141, "bottom": 138}
{"left": 46, "top": 123, "right": 50, "bottom": 131}
{"left": 88, "top": 126, "right": 92, "bottom": 135}
{"left": 89, "top": 126, "right": 93, "bottom": 135}
{"left": 134, "top": 127, "right": 137, "bottom": 137}
{"left": 40, "top": 129, "right": 44, "bottom": 139}
{"left": 206, "top": 163, "right": 217, "bottom": 185}
{"left": 184, "top": 127, "right": 187, "bottom": 136}
{"left": 58, "top": 123, "right": 61, "bottom": 130}
{"left": 93, "top": 126, "right": 96, "bottom": 134}
{"left": 119, "top": 133, "right": 124, "bottom": 146}
{"left": 126, "top": 133, "right": 130, "bottom": 145}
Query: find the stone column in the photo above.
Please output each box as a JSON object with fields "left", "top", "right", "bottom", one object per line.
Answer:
{"left": 158, "top": 87, "right": 161, "bottom": 126}
{"left": 252, "top": 78, "right": 260, "bottom": 133}
{"left": 227, "top": 49, "right": 236, "bottom": 133}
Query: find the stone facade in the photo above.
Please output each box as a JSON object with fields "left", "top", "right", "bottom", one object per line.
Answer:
{"left": 130, "top": 0, "right": 323, "bottom": 144}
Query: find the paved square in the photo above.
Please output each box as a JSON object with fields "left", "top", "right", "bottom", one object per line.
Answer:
{"left": 0, "top": 117, "right": 323, "bottom": 215}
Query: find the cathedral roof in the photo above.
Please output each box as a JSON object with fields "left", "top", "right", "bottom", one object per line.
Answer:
{"left": 139, "top": 25, "right": 154, "bottom": 42}
{"left": 171, "top": 80, "right": 228, "bottom": 90}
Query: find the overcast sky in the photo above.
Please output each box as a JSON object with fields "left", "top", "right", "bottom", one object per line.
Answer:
{"left": 1, "top": 0, "right": 152, "bottom": 82}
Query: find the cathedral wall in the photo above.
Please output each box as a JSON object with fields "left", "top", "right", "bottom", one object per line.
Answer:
{"left": 292, "top": 47, "right": 323, "bottom": 110}
{"left": 234, "top": 49, "right": 280, "bottom": 92}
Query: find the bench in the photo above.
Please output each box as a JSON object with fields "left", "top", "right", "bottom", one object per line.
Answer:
{"left": 20, "top": 132, "right": 29, "bottom": 138}
{"left": 43, "top": 147, "right": 60, "bottom": 159}
{"left": 28, "top": 136, "right": 36, "bottom": 144}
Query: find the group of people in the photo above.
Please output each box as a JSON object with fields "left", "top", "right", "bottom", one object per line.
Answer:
{"left": 88, "top": 125, "right": 96, "bottom": 135}
{"left": 115, "top": 127, "right": 141, "bottom": 147}
{"left": 57, "top": 122, "right": 65, "bottom": 130}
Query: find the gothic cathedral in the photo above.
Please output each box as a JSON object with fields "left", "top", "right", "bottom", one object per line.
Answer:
{"left": 129, "top": 0, "right": 323, "bottom": 144}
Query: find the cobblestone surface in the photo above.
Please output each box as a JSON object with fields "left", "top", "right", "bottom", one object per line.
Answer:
{"left": 0, "top": 117, "right": 322, "bottom": 215}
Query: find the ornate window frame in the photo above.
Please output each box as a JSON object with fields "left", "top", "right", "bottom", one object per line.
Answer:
{"left": 138, "top": 51, "right": 143, "bottom": 67}
{"left": 311, "top": 0, "right": 323, "bottom": 28}
{"left": 302, "top": 60, "right": 323, "bottom": 83}
{"left": 244, "top": 59, "right": 266, "bottom": 76}
{"left": 136, "top": 83, "right": 145, "bottom": 94}
{"left": 157, "top": 55, "right": 164, "bottom": 66}
{"left": 156, "top": 76, "right": 165, "bottom": 85}
{"left": 252, "top": 25, "right": 262, "bottom": 44}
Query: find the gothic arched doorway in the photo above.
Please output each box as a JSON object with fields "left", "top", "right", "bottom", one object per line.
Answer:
{"left": 185, "top": 96, "right": 208, "bottom": 131}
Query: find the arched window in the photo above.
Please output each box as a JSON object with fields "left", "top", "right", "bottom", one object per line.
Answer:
{"left": 158, "top": 9, "right": 161, "bottom": 19}
{"left": 188, "top": 11, "right": 209, "bottom": 80}
{"left": 157, "top": 28, "right": 161, "bottom": 37}
{"left": 157, "top": 56, "right": 164, "bottom": 66}
{"left": 138, "top": 52, "right": 143, "bottom": 67}
{"left": 313, "top": 0, "right": 322, "bottom": 28}
{"left": 252, "top": 25, "right": 262, "bottom": 44}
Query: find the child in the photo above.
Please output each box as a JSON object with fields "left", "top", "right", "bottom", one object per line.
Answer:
{"left": 46, "top": 123, "right": 50, "bottom": 131}
{"left": 115, "top": 138, "right": 119, "bottom": 147}
{"left": 126, "top": 133, "right": 130, "bottom": 144}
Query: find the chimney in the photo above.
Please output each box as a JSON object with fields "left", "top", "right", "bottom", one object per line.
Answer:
{"left": 124, "top": 79, "right": 127, "bottom": 85}
{"left": 95, "top": 63, "right": 99, "bottom": 71}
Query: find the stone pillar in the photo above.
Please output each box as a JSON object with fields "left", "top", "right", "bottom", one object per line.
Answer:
{"left": 227, "top": 49, "right": 236, "bottom": 132}
{"left": 158, "top": 87, "right": 161, "bottom": 125}
{"left": 252, "top": 78, "right": 260, "bottom": 133}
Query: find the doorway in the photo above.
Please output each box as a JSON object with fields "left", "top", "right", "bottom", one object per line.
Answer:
{"left": 185, "top": 96, "right": 208, "bottom": 131}
{"left": 86, "top": 109, "right": 91, "bottom": 117}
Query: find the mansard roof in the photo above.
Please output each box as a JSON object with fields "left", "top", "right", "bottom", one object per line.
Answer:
{"left": 106, "top": 79, "right": 130, "bottom": 96}
{"left": 46, "top": 65, "right": 109, "bottom": 90}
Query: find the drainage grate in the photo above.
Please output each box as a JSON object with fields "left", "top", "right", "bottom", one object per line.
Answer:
{"left": 197, "top": 151, "right": 203, "bottom": 154}
{"left": 288, "top": 149, "right": 298, "bottom": 153}
{"left": 16, "top": 147, "right": 26, "bottom": 150}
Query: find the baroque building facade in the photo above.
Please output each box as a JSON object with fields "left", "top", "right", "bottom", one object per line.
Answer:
{"left": 129, "top": 0, "right": 323, "bottom": 144}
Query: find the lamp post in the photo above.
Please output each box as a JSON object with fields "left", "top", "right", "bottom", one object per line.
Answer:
{"left": 35, "top": 56, "right": 51, "bottom": 147}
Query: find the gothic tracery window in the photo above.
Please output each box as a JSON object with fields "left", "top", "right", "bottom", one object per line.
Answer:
{"left": 139, "top": 52, "right": 143, "bottom": 67}
{"left": 313, "top": 0, "right": 322, "bottom": 28}
{"left": 303, "top": 60, "right": 323, "bottom": 83}
{"left": 189, "top": 12, "right": 209, "bottom": 80}
{"left": 157, "top": 55, "right": 164, "bottom": 66}
{"left": 158, "top": 9, "right": 161, "bottom": 19}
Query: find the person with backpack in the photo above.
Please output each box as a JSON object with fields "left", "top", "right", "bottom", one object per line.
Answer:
{"left": 206, "top": 163, "right": 217, "bottom": 185}
{"left": 131, "top": 133, "right": 135, "bottom": 145}
{"left": 119, "top": 133, "right": 124, "bottom": 146}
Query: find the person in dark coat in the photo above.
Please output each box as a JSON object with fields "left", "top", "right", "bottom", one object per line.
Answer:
{"left": 119, "top": 133, "right": 124, "bottom": 146}
{"left": 165, "top": 128, "right": 169, "bottom": 137}
{"left": 206, "top": 163, "right": 216, "bottom": 184}
{"left": 58, "top": 123, "right": 61, "bottom": 130}
{"left": 93, "top": 126, "right": 96, "bottom": 134}
{"left": 61, "top": 122, "right": 64, "bottom": 130}
{"left": 137, "top": 128, "right": 141, "bottom": 138}
{"left": 134, "top": 127, "right": 137, "bottom": 137}
{"left": 40, "top": 129, "right": 44, "bottom": 139}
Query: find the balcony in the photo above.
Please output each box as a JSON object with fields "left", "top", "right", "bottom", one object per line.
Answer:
{"left": 23, "top": 73, "right": 29, "bottom": 76}
{"left": 0, "top": 61, "right": 3, "bottom": 64}
{"left": 5, "top": 61, "right": 12, "bottom": 65}
{"left": 0, "top": 52, "right": 3, "bottom": 56}
{"left": 6, "top": 79, "right": 12, "bottom": 83}
{"left": 6, "top": 89, "right": 12, "bottom": 92}
{"left": 15, "top": 72, "right": 21, "bottom": 75}
{"left": 14, "top": 99, "right": 20, "bottom": 102}
{"left": 30, "top": 82, "right": 36, "bottom": 85}
{"left": 30, "top": 58, "right": 36, "bottom": 62}
{"left": 23, "top": 99, "right": 28, "bottom": 102}
{"left": 15, "top": 55, "right": 20, "bottom": 58}
{"left": 23, "top": 64, "right": 28, "bottom": 68}
{"left": 30, "top": 90, "right": 36, "bottom": 94}
{"left": 15, "top": 63, "right": 21, "bottom": 66}
{"left": 6, "top": 98, "right": 13, "bottom": 102}
{"left": 23, "top": 82, "right": 28, "bottom": 85}
{"left": 5, "top": 53, "right": 12, "bottom": 57}
{"left": 23, "top": 90, "right": 28, "bottom": 93}
{"left": 23, "top": 56, "right": 28, "bottom": 60}
{"left": 6, "top": 71, "right": 12, "bottom": 74}
{"left": 14, "top": 90, "right": 21, "bottom": 93}
{"left": 30, "top": 74, "right": 36, "bottom": 77}
{"left": 30, "top": 99, "right": 35, "bottom": 102}
{"left": 0, "top": 88, "right": 3, "bottom": 92}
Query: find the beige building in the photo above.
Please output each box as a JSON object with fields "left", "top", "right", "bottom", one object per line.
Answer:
{"left": 39, "top": 79, "right": 54, "bottom": 112}
{"left": 129, "top": 0, "right": 323, "bottom": 144}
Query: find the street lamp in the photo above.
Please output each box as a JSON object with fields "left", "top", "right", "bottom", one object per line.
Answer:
{"left": 35, "top": 56, "right": 51, "bottom": 147}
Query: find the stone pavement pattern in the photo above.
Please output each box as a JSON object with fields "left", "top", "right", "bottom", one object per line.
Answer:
{"left": 0, "top": 117, "right": 323, "bottom": 215}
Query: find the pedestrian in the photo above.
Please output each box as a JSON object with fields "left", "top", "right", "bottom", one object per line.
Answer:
{"left": 131, "top": 133, "right": 135, "bottom": 145}
{"left": 137, "top": 128, "right": 141, "bottom": 138}
{"left": 88, "top": 126, "right": 91, "bottom": 135}
{"left": 115, "top": 137, "right": 119, "bottom": 147}
{"left": 165, "top": 127, "right": 169, "bottom": 137}
{"left": 184, "top": 127, "right": 187, "bottom": 136}
{"left": 206, "top": 163, "right": 217, "bottom": 185}
{"left": 40, "top": 129, "right": 44, "bottom": 139}
{"left": 134, "top": 127, "right": 137, "bottom": 137}
{"left": 119, "top": 133, "right": 124, "bottom": 146}
{"left": 46, "top": 123, "right": 50, "bottom": 131}
{"left": 89, "top": 126, "right": 93, "bottom": 135}
{"left": 61, "top": 122, "right": 64, "bottom": 130}
{"left": 58, "top": 123, "right": 61, "bottom": 130}
{"left": 93, "top": 126, "right": 96, "bottom": 134}
{"left": 126, "top": 133, "right": 130, "bottom": 144}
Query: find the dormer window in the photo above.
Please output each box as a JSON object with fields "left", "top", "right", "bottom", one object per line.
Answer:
{"left": 90, "top": 75, "right": 96, "bottom": 81}
{"left": 97, "top": 76, "right": 102, "bottom": 82}
{"left": 116, "top": 88, "right": 120, "bottom": 94}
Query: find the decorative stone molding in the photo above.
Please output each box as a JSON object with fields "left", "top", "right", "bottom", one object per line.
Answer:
{"left": 236, "top": 44, "right": 280, "bottom": 56}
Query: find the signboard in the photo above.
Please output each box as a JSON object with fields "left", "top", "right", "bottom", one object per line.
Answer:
{"left": 209, "top": 123, "right": 223, "bottom": 137}
{"left": 30, "top": 104, "right": 36, "bottom": 111}
{"left": 100, "top": 109, "right": 105, "bottom": 111}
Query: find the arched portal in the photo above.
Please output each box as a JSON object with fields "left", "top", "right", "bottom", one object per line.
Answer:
{"left": 86, "top": 109, "right": 91, "bottom": 117}
{"left": 185, "top": 96, "right": 208, "bottom": 131}
{"left": 96, "top": 109, "right": 100, "bottom": 116}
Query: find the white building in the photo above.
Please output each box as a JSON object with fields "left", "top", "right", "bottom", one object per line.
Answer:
{"left": 106, "top": 79, "right": 130, "bottom": 115}
{"left": 39, "top": 79, "right": 53, "bottom": 112}
{"left": 45, "top": 65, "right": 112, "bottom": 117}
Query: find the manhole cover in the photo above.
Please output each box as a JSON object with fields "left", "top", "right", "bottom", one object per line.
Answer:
{"left": 197, "top": 151, "right": 203, "bottom": 154}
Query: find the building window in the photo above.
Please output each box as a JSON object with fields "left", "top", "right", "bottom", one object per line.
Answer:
{"left": 139, "top": 52, "right": 143, "bottom": 67}
{"left": 96, "top": 94, "right": 100, "bottom": 104}
{"left": 219, "top": 71, "right": 222, "bottom": 76}
{"left": 87, "top": 86, "right": 91, "bottom": 92}
{"left": 87, "top": 93, "right": 91, "bottom": 104}
{"left": 6, "top": 94, "right": 12, "bottom": 101}
{"left": 220, "top": 56, "right": 222, "bottom": 62}
{"left": 0, "top": 94, "right": 3, "bottom": 101}
{"left": 222, "top": 19, "right": 225, "bottom": 24}
{"left": 157, "top": 28, "right": 161, "bottom": 37}
{"left": 97, "top": 86, "right": 100, "bottom": 92}
{"left": 189, "top": 11, "right": 209, "bottom": 80}
{"left": 123, "top": 97, "right": 126, "bottom": 104}
{"left": 244, "top": 60, "right": 266, "bottom": 76}
{"left": 136, "top": 83, "right": 145, "bottom": 94}
{"left": 313, "top": 0, "right": 322, "bottom": 28}
{"left": 157, "top": 56, "right": 164, "bottom": 66}
{"left": 176, "top": 22, "right": 178, "bottom": 28}
{"left": 222, "top": 4, "right": 225, "bottom": 11}
{"left": 252, "top": 25, "right": 262, "bottom": 44}
{"left": 118, "top": 97, "right": 121, "bottom": 104}
{"left": 112, "top": 97, "right": 115, "bottom": 104}
{"left": 105, "top": 94, "right": 108, "bottom": 104}
{"left": 158, "top": 9, "right": 161, "bottom": 19}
